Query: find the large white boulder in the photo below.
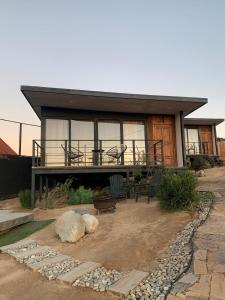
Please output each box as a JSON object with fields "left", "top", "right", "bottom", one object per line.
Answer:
{"left": 55, "top": 211, "right": 85, "bottom": 243}
{"left": 82, "top": 214, "right": 99, "bottom": 234}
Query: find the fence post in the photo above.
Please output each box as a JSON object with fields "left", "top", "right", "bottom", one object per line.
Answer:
{"left": 19, "top": 123, "right": 22, "bottom": 156}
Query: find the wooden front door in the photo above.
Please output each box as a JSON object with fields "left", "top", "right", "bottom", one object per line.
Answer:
{"left": 199, "top": 126, "right": 213, "bottom": 155}
{"left": 148, "top": 116, "right": 177, "bottom": 166}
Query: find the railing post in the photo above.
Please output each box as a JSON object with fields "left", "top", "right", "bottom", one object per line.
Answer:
{"left": 99, "top": 140, "right": 103, "bottom": 166}
{"left": 132, "top": 140, "right": 136, "bottom": 165}
{"left": 68, "top": 139, "right": 71, "bottom": 166}
{"left": 153, "top": 142, "right": 157, "bottom": 165}
{"left": 32, "top": 140, "right": 35, "bottom": 167}
{"left": 64, "top": 140, "right": 68, "bottom": 166}
{"left": 161, "top": 140, "right": 164, "bottom": 165}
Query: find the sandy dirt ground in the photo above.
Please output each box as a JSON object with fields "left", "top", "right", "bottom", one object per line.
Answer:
{"left": 3, "top": 166, "right": 225, "bottom": 300}
{"left": 0, "top": 199, "right": 193, "bottom": 272}
{"left": 198, "top": 166, "right": 225, "bottom": 191}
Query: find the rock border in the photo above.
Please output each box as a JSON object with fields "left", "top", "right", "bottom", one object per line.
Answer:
{"left": 126, "top": 195, "right": 213, "bottom": 300}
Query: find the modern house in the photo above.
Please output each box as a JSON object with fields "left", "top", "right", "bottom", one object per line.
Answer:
{"left": 20, "top": 85, "right": 223, "bottom": 204}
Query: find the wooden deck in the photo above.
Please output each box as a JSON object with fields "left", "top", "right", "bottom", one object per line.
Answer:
{"left": 32, "top": 165, "right": 149, "bottom": 175}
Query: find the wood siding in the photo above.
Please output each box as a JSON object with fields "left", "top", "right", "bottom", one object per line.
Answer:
{"left": 199, "top": 125, "right": 213, "bottom": 155}
{"left": 147, "top": 115, "right": 177, "bottom": 166}
{"left": 217, "top": 140, "right": 225, "bottom": 160}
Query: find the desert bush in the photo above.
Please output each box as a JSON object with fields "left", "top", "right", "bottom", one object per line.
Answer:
{"left": 18, "top": 190, "right": 31, "bottom": 208}
{"left": 38, "top": 178, "right": 74, "bottom": 209}
{"left": 191, "top": 156, "right": 210, "bottom": 171}
{"left": 157, "top": 170, "right": 199, "bottom": 211}
{"left": 68, "top": 186, "right": 98, "bottom": 205}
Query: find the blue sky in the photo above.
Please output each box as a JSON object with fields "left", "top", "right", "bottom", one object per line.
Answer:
{"left": 0, "top": 0, "right": 225, "bottom": 152}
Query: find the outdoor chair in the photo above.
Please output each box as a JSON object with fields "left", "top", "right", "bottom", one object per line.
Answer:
{"left": 106, "top": 144, "right": 127, "bottom": 164}
{"left": 109, "top": 174, "right": 127, "bottom": 199}
{"left": 61, "top": 144, "right": 84, "bottom": 164}
{"left": 135, "top": 169, "right": 163, "bottom": 203}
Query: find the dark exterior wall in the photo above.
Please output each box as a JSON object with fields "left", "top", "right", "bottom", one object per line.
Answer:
{"left": 0, "top": 156, "right": 32, "bottom": 199}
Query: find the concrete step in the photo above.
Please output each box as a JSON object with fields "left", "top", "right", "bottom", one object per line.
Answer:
{"left": 13, "top": 246, "right": 53, "bottom": 259}
{"left": 0, "top": 212, "right": 33, "bottom": 232}
{"left": 0, "top": 240, "right": 37, "bottom": 253}
{"left": 108, "top": 269, "right": 148, "bottom": 297}
{"left": 58, "top": 261, "right": 101, "bottom": 284}
{"left": 27, "top": 254, "right": 72, "bottom": 271}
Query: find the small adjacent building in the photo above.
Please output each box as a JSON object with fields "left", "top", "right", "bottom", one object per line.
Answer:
{"left": 184, "top": 118, "right": 224, "bottom": 157}
{"left": 0, "top": 138, "right": 17, "bottom": 156}
{"left": 20, "top": 85, "right": 223, "bottom": 204}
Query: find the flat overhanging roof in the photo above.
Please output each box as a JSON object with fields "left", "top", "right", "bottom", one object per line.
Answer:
{"left": 184, "top": 118, "right": 224, "bottom": 126}
{"left": 21, "top": 85, "right": 208, "bottom": 119}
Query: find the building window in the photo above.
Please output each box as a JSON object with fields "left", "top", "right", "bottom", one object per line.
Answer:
{"left": 71, "top": 120, "right": 94, "bottom": 166}
{"left": 123, "top": 121, "right": 145, "bottom": 165}
{"left": 184, "top": 128, "right": 200, "bottom": 154}
{"left": 45, "top": 119, "right": 69, "bottom": 166}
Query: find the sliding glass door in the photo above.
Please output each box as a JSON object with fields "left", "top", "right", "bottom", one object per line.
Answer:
{"left": 71, "top": 120, "right": 94, "bottom": 165}
{"left": 98, "top": 121, "right": 121, "bottom": 165}
{"left": 44, "top": 118, "right": 147, "bottom": 166}
{"left": 123, "top": 121, "right": 145, "bottom": 165}
{"left": 45, "top": 119, "right": 69, "bottom": 166}
{"left": 185, "top": 128, "right": 200, "bottom": 154}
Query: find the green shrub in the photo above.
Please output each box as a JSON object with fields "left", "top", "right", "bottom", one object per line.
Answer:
{"left": 191, "top": 156, "right": 210, "bottom": 171}
{"left": 18, "top": 190, "right": 31, "bottom": 208}
{"left": 68, "top": 186, "right": 98, "bottom": 205}
{"left": 157, "top": 170, "right": 199, "bottom": 211}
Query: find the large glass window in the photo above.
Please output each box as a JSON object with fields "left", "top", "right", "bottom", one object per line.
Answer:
{"left": 185, "top": 128, "right": 200, "bottom": 154}
{"left": 71, "top": 120, "right": 94, "bottom": 165}
{"left": 123, "top": 121, "right": 145, "bottom": 165}
{"left": 98, "top": 121, "right": 121, "bottom": 165}
{"left": 45, "top": 119, "right": 69, "bottom": 166}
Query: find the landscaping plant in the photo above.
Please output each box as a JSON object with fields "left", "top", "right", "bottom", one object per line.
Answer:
{"left": 157, "top": 170, "right": 199, "bottom": 211}
{"left": 191, "top": 156, "right": 210, "bottom": 172}
{"left": 18, "top": 189, "right": 31, "bottom": 208}
{"left": 68, "top": 186, "right": 98, "bottom": 205}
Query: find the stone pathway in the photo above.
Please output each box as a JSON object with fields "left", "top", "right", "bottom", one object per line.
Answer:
{"left": 167, "top": 191, "right": 225, "bottom": 300}
{"left": 0, "top": 239, "right": 145, "bottom": 297}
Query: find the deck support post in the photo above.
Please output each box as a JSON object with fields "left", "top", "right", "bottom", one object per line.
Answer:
{"left": 39, "top": 175, "right": 43, "bottom": 201}
{"left": 31, "top": 172, "right": 36, "bottom": 208}
{"left": 175, "top": 112, "right": 184, "bottom": 167}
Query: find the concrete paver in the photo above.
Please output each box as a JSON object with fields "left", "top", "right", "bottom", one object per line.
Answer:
{"left": 108, "top": 269, "right": 148, "bottom": 296}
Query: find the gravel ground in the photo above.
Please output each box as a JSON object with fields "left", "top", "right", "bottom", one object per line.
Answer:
{"left": 5, "top": 241, "right": 38, "bottom": 255}
{"left": 73, "top": 267, "right": 124, "bottom": 292}
{"left": 16, "top": 248, "right": 58, "bottom": 264}
{"left": 39, "top": 258, "right": 80, "bottom": 280}
{"left": 126, "top": 199, "right": 212, "bottom": 300}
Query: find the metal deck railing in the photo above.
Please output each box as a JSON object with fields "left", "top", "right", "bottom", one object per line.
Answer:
{"left": 185, "top": 142, "right": 209, "bottom": 155}
{"left": 32, "top": 139, "right": 164, "bottom": 167}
